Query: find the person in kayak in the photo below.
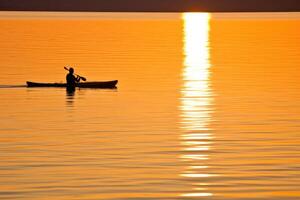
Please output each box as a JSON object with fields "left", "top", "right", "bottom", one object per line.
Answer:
{"left": 66, "top": 67, "right": 81, "bottom": 92}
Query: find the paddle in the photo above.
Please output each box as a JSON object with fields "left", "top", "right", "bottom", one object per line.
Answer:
{"left": 64, "top": 67, "right": 87, "bottom": 82}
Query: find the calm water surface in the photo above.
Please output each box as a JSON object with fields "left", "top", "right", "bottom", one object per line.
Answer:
{"left": 0, "top": 12, "right": 300, "bottom": 200}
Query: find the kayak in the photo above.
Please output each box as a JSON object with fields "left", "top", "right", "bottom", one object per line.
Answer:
{"left": 27, "top": 80, "right": 118, "bottom": 88}
{"left": 26, "top": 80, "right": 118, "bottom": 89}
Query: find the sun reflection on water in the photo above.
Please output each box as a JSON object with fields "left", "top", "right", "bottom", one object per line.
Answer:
{"left": 180, "top": 13, "right": 214, "bottom": 197}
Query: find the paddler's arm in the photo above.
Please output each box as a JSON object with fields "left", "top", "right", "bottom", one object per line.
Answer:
{"left": 75, "top": 76, "right": 81, "bottom": 82}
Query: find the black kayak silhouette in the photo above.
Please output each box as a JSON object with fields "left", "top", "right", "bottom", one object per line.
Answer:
{"left": 26, "top": 80, "right": 118, "bottom": 89}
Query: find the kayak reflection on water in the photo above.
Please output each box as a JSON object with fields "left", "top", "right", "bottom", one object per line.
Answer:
{"left": 66, "top": 89, "right": 75, "bottom": 106}
{"left": 66, "top": 67, "right": 81, "bottom": 92}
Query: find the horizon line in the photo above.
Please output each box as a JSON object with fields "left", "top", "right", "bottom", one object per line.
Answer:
{"left": 1, "top": 0, "right": 300, "bottom": 12}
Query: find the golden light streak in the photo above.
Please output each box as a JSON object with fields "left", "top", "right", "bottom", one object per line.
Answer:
{"left": 180, "top": 12, "right": 214, "bottom": 197}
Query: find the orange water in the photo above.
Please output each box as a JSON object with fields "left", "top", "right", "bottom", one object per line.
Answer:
{"left": 0, "top": 12, "right": 299, "bottom": 199}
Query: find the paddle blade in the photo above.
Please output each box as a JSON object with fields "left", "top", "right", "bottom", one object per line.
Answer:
{"left": 80, "top": 77, "right": 87, "bottom": 82}
{"left": 64, "top": 66, "right": 69, "bottom": 71}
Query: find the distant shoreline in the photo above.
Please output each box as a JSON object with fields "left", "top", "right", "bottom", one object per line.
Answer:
{"left": 1, "top": 11, "right": 300, "bottom": 21}
{"left": 1, "top": 0, "right": 300, "bottom": 12}
{"left": 1, "top": 10, "right": 300, "bottom": 13}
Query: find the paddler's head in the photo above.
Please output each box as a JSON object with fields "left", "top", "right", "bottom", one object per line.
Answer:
{"left": 69, "top": 67, "right": 74, "bottom": 74}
